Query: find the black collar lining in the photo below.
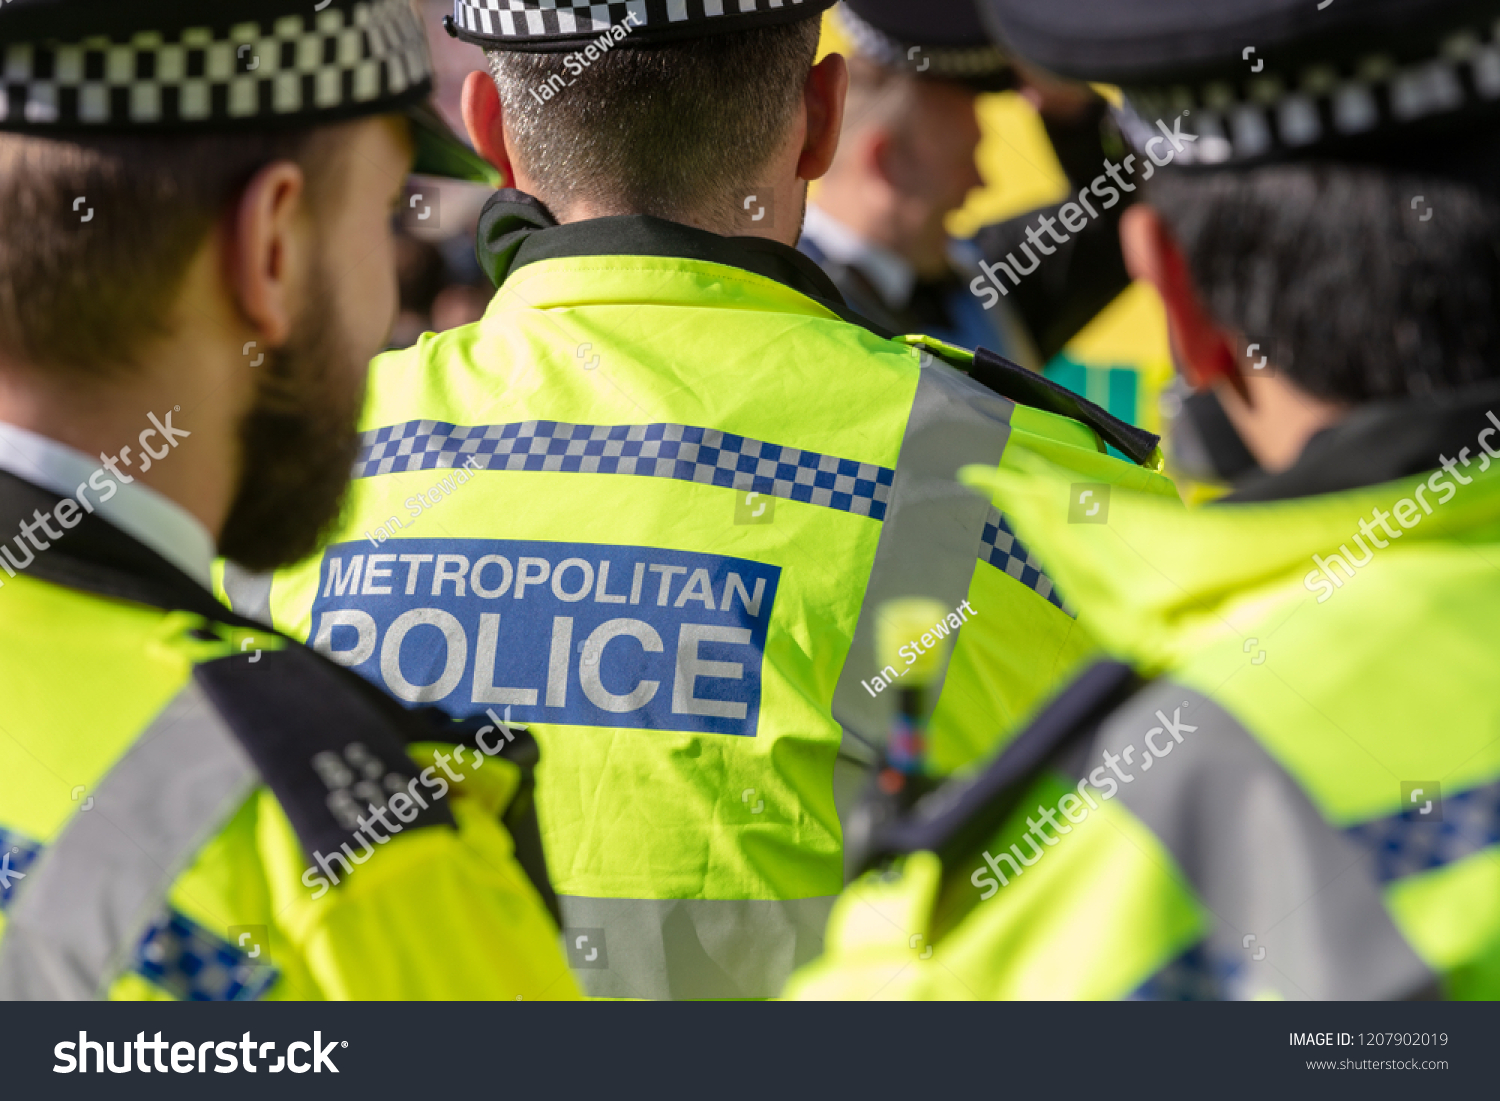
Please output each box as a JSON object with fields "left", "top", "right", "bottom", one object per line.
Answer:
{"left": 0, "top": 468, "right": 248, "bottom": 627}
{"left": 475, "top": 190, "right": 895, "bottom": 339}
{"left": 1226, "top": 381, "right": 1500, "bottom": 503}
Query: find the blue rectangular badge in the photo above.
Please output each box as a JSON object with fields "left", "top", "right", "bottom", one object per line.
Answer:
{"left": 308, "top": 539, "right": 780, "bottom": 737}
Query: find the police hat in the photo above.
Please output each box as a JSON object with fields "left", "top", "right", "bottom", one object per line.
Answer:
{"left": 980, "top": 0, "right": 1500, "bottom": 168}
{"left": 836, "top": 0, "right": 1014, "bottom": 92}
{"left": 0, "top": 0, "right": 495, "bottom": 182}
{"left": 446, "top": 0, "right": 838, "bottom": 52}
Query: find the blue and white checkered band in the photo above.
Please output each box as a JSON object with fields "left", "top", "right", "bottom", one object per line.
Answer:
{"left": 450, "top": 0, "right": 830, "bottom": 46}
{"left": 835, "top": 6, "right": 1008, "bottom": 81}
{"left": 1115, "top": 23, "right": 1500, "bottom": 167}
{"left": 0, "top": 0, "right": 432, "bottom": 129}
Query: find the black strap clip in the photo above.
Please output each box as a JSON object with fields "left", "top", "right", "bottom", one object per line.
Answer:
{"left": 849, "top": 660, "right": 1144, "bottom": 877}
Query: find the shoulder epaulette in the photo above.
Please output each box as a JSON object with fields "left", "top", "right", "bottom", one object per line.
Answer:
{"left": 194, "top": 649, "right": 458, "bottom": 864}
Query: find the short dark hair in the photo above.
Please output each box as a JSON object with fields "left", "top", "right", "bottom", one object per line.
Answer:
{"left": 0, "top": 128, "right": 347, "bottom": 377}
{"left": 1150, "top": 164, "right": 1500, "bottom": 403}
{"left": 487, "top": 19, "right": 822, "bottom": 229}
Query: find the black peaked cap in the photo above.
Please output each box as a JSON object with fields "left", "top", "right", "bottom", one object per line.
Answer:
{"left": 837, "top": 0, "right": 1014, "bottom": 92}
{"left": 980, "top": 0, "right": 1500, "bottom": 169}
{"left": 0, "top": 0, "right": 494, "bottom": 182}
{"left": 446, "top": 0, "right": 838, "bottom": 52}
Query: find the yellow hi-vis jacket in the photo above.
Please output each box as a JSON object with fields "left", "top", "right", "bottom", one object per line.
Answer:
{"left": 242, "top": 193, "right": 1178, "bottom": 999}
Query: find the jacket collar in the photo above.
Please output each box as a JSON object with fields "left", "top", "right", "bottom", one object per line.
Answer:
{"left": 1229, "top": 381, "right": 1500, "bottom": 502}
{"left": 960, "top": 385, "right": 1500, "bottom": 672}
{"left": 474, "top": 189, "right": 893, "bottom": 336}
{"left": 0, "top": 467, "right": 238, "bottom": 624}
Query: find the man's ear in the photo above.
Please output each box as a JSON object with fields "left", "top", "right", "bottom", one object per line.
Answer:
{"left": 229, "top": 160, "right": 308, "bottom": 349}
{"left": 462, "top": 69, "right": 514, "bottom": 188}
{"left": 1120, "top": 203, "right": 1248, "bottom": 403}
{"left": 868, "top": 129, "right": 901, "bottom": 191}
{"left": 798, "top": 52, "right": 848, "bottom": 182}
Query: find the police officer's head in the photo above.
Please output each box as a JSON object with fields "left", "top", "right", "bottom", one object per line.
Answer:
{"left": 449, "top": 0, "right": 842, "bottom": 239}
{"left": 985, "top": 0, "right": 1500, "bottom": 473}
{"left": 816, "top": 0, "right": 1013, "bottom": 277}
{"left": 0, "top": 0, "right": 484, "bottom": 569}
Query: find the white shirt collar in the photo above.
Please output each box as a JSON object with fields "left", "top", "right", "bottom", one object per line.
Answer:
{"left": 802, "top": 203, "right": 917, "bottom": 311}
{"left": 0, "top": 421, "right": 216, "bottom": 590}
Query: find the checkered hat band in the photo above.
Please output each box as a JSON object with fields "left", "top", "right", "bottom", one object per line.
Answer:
{"left": 0, "top": 826, "right": 276, "bottom": 1001}
{"left": 354, "top": 418, "right": 896, "bottom": 520}
{"left": 0, "top": 0, "right": 431, "bottom": 128}
{"left": 834, "top": 6, "right": 1008, "bottom": 79}
{"left": 452, "top": 0, "right": 822, "bottom": 42}
{"left": 1345, "top": 775, "right": 1500, "bottom": 883}
{"left": 1119, "top": 21, "right": 1500, "bottom": 165}
{"left": 979, "top": 507, "right": 1068, "bottom": 614}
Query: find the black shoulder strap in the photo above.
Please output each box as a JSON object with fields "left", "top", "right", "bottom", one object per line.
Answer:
{"left": 193, "top": 649, "right": 458, "bottom": 859}
{"left": 850, "top": 660, "right": 1144, "bottom": 876}
{"left": 195, "top": 655, "right": 560, "bottom": 925}
{"left": 969, "top": 346, "right": 1162, "bottom": 467}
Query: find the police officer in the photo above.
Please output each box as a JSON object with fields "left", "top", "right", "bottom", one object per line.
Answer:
{"left": 804, "top": 0, "right": 1135, "bottom": 369}
{"left": 0, "top": 0, "right": 576, "bottom": 1000}
{"left": 248, "top": 0, "right": 1176, "bottom": 1000}
{"left": 790, "top": 0, "right": 1500, "bottom": 999}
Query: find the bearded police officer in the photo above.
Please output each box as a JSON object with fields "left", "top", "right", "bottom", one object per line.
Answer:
{"left": 0, "top": 0, "right": 577, "bottom": 1000}
{"left": 249, "top": 0, "right": 1177, "bottom": 1000}
{"left": 791, "top": 0, "right": 1500, "bottom": 1000}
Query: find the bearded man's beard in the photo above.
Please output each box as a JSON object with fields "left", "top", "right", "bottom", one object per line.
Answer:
{"left": 218, "top": 269, "right": 368, "bottom": 571}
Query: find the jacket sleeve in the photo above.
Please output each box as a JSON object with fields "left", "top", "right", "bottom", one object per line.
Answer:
{"left": 284, "top": 760, "right": 581, "bottom": 1000}
{"left": 783, "top": 770, "right": 1203, "bottom": 1000}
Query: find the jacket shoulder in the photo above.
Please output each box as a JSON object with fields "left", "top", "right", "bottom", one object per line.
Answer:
{"left": 193, "top": 646, "right": 457, "bottom": 863}
{"left": 910, "top": 337, "right": 1163, "bottom": 471}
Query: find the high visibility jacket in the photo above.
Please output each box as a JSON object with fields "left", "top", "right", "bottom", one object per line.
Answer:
{"left": 250, "top": 192, "right": 1176, "bottom": 1000}
{"left": 0, "top": 470, "right": 578, "bottom": 1000}
{"left": 787, "top": 387, "right": 1500, "bottom": 999}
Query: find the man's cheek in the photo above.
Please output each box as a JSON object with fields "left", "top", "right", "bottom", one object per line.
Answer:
{"left": 345, "top": 234, "right": 399, "bottom": 356}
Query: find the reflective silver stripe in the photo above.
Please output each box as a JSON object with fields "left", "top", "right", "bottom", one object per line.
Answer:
{"left": 557, "top": 894, "right": 837, "bottom": 1000}
{"left": 1091, "top": 681, "right": 1435, "bottom": 1000}
{"left": 0, "top": 683, "right": 257, "bottom": 1000}
{"left": 830, "top": 353, "right": 1014, "bottom": 817}
{"left": 220, "top": 563, "right": 275, "bottom": 625}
